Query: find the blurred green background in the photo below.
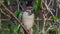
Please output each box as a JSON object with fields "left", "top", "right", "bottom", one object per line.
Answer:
{"left": 0, "top": 0, "right": 60, "bottom": 34}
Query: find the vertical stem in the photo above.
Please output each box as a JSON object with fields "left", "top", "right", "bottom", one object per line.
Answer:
{"left": 0, "top": 7, "right": 1, "bottom": 29}
{"left": 56, "top": 0, "right": 58, "bottom": 16}
{"left": 42, "top": 14, "right": 46, "bottom": 34}
{"left": 41, "top": 6, "right": 46, "bottom": 34}
{"left": 17, "top": 0, "right": 20, "bottom": 11}
{"left": 0, "top": 4, "right": 2, "bottom": 34}
{"left": 53, "top": 0, "right": 58, "bottom": 16}
{"left": 37, "top": 18, "right": 40, "bottom": 34}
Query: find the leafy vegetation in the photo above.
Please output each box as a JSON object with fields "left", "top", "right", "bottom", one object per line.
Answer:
{"left": 0, "top": 0, "right": 60, "bottom": 34}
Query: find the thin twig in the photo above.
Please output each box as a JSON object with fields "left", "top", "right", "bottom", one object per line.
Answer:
{"left": 42, "top": 14, "right": 46, "bottom": 34}
{"left": 46, "top": 25, "right": 53, "bottom": 33}
{"left": 48, "top": 0, "right": 52, "bottom": 7}
{"left": 36, "top": 18, "right": 40, "bottom": 34}
{"left": 35, "top": 19, "right": 53, "bottom": 21}
{"left": 16, "top": 0, "right": 25, "bottom": 11}
{"left": 41, "top": 6, "right": 46, "bottom": 34}
{"left": 43, "top": 0, "right": 54, "bottom": 16}
{"left": 1, "top": 9, "right": 11, "bottom": 18}
{"left": 16, "top": 0, "right": 20, "bottom": 11}
{"left": 1, "top": 19, "right": 10, "bottom": 21}
{"left": 0, "top": 9, "right": 1, "bottom": 28}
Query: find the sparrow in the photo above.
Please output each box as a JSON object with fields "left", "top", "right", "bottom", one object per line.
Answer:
{"left": 22, "top": 6, "right": 34, "bottom": 34}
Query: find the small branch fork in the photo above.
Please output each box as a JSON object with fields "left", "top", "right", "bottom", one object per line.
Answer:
{"left": 0, "top": 2, "right": 30, "bottom": 34}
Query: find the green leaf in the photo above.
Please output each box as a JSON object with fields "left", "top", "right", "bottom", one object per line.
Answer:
{"left": 19, "top": 27, "right": 25, "bottom": 34}
{"left": 48, "top": 28, "right": 58, "bottom": 34}
{"left": 14, "top": 10, "right": 20, "bottom": 18}
{"left": 18, "top": 10, "right": 23, "bottom": 20}
{"left": 33, "top": 0, "right": 42, "bottom": 18}
{"left": 14, "top": 10, "right": 23, "bottom": 34}
{"left": 34, "top": 0, "right": 42, "bottom": 13}
{"left": 52, "top": 16, "right": 59, "bottom": 20}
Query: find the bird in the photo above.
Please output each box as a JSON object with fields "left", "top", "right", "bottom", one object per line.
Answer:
{"left": 22, "top": 6, "right": 34, "bottom": 34}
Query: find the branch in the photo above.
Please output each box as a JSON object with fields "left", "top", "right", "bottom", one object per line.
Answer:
{"left": 1, "top": 9, "right": 11, "bottom": 18}
{"left": 0, "top": 10, "right": 1, "bottom": 28}
{"left": 41, "top": 6, "right": 46, "bottom": 34}
{"left": 1, "top": 19, "right": 10, "bottom": 21}
{"left": 0, "top": 2, "right": 30, "bottom": 34}
{"left": 42, "top": 14, "right": 46, "bottom": 34}
{"left": 46, "top": 25, "right": 53, "bottom": 33}
{"left": 43, "top": 0, "right": 54, "bottom": 16}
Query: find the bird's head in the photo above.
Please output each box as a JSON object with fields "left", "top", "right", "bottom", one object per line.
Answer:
{"left": 26, "top": 7, "right": 34, "bottom": 15}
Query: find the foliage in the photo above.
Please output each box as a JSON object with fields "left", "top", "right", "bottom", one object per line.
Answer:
{"left": 0, "top": 0, "right": 60, "bottom": 34}
{"left": 33, "top": 0, "right": 42, "bottom": 18}
{"left": 48, "top": 28, "right": 58, "bottom": 34}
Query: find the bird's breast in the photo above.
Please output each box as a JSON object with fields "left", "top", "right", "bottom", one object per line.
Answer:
{"left": 22, "top": 12, "right": 34, "bottom": 30}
